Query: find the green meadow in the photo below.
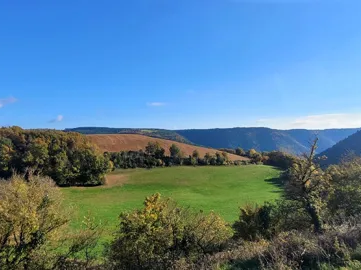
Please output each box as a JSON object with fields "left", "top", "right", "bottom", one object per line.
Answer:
{"left": 62, "top": 165, "right": 282, "bottom": 235}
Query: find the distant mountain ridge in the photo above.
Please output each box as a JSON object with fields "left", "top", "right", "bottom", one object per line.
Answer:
{"left": 176, "top": 128, "right": 360, "bottom": 154}
{"left": 318, "top": 130, "right": 361, "bottom": 166}
{"left": 65, "top": 127, "right": 360, "bottom": 154}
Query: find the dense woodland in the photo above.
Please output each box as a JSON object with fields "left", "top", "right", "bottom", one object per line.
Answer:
{"left": 2, "top": 139, "right": 361, "bottom": 269}
{"left": 0, "top": 127, "right": 111, "bottom": 186}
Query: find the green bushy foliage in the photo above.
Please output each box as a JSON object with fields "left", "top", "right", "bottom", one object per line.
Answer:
{"left": 326, "top": 158, "right": 361, "bottom": 219}
{"left": 259, "top": 230, "right": 355, "bottom": 270}
{"left": 106, "top": 193, "right": 232, "bottom": 270}
{"left": 233, "top": 203, "right": 274, "bottom": 241}
{"left": 0, "top": 175, "right": 101, "bottom": 270}
{"left": 0, "top": 127, "right": 110, "bottom": 186}
{"left": 263, "top": 151, "right": 296, "bottom": 170}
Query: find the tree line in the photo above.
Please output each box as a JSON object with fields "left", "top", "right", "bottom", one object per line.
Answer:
{"left": 0, "top": 127, "right": 111, "bottom": 186}
{"left": 0, "top": 127, "right": 296, "bottom": 187}
{"left": 2, "top": 140, "right": 361, "bottom": 269}
{"left": 107, "top": 141, "right": 296, "bottom": 170}
{"left": 106, "top": 142, "right": 242, "bottom": 169}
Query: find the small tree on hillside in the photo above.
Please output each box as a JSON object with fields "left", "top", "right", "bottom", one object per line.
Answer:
{"left": 284, "top": 138, "right": 331, "bottom": 234}
{"left": 192, "top": 150, "right": 200, "bottom": 159}
{"left": 204, "top": 153, "right": 212, "bottom": 165}
{"left": 169, "top": 144, "right": 181, "bottom": 158}
{"left": 247, "top": 149, "right": 258, "bottom": 158}
{"left": 235, "top": 147, "right": 245, "bottom": 156}
{"left": 222, "top": 152, "right": 229, "bottom": 164}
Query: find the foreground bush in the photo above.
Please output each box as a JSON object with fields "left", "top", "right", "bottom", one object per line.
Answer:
{"left": 258, "top": 229, "right": 361, "bottom": 270}
{"left": 0, "top": 174, "right": 68, "bottom": 269}
{"left": 233, "top": 203, "right": 274, "bottom": 241}
{"left": 106, "top": 193, "right": 232, "bottom": 270}
{"left": 0, "top": 175, "right": 101, "bottom": 270}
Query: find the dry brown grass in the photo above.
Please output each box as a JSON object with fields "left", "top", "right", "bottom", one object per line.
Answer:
{"left": 87, "top": 134, "right": 248, "bottom": 162}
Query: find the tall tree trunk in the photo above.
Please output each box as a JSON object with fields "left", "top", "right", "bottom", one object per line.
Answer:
{"left": 306, "top": 202, "right": 323, "bottom": 234}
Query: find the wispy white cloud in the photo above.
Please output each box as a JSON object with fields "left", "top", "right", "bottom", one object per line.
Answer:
{"left": 0, "top": 97, "right": 17, "bottom": 108}
{"left": 49, "top": 115, "right": 64, "bottom": 123}
{"left": 255, "top": 113, "right": 361, "bottom": 130}
{"left": 147, "top": 102, "right": 166, "bottom": 107}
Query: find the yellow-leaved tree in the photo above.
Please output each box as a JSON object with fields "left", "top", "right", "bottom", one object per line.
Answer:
{"left": 0, "top": 174, "right": 101, "bottom": 270}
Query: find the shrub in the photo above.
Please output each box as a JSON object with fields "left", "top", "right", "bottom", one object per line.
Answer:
{"left": 106, "top": 193, "right": 232, "bottom": 269}
{"left": 0, "top": 174, "right": 102, "bottom": 269}
{"left": 260, "top": 231, "right": 354, "bottom": 270}
{"left": 0, "top": 174, "right": 69, "bottom": 269}
{"left": 241, "top": 160, "right": 250, "bottom": 165}
{"left": 233, "top": 203, "right": 275, "bottom": 241}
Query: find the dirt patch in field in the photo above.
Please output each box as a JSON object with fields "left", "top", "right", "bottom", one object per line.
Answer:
{"left": 88, "top": 134, "right": 249, "bottom": 162}
{"left": 104, "top": 174, "right": 129, "bottom": 187}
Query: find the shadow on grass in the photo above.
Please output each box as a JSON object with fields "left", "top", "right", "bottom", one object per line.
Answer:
{"left": 264, "top": 175, "right": 285, "bottom": 193}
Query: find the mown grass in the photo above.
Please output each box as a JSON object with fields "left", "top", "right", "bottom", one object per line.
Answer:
{"left": 62, "top": 165, "right": 282, "bottom": 234}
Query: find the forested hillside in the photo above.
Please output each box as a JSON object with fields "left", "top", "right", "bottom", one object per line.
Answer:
{"left": 176, "top": 127, "right": 360, "bottom": 154}
{"left": 318, "top": 130, "right": 361, "bottom": 166}
{"left": 66, "top": 127, "right": 359, "bottom": 154}
{"left": 0, "top": 127, "right": 111, "bottom": 186}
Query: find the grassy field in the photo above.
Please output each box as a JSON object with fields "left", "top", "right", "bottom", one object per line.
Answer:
{"left": 62, "top": 165, "right": 282, "bottom": 235}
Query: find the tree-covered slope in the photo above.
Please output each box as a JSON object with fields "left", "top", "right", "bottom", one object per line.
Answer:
{"left": 318, "top": 130, "right": 361, "bottom": 166}
{"left": 66, "top": 127, "right": 360, "bottom": 154}
{"left": 176, "top": 128, "right": 360, "bottom": 154}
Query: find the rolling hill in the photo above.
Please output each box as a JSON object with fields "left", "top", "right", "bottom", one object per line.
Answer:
{"left": 67, "top": 127, "right": 360, "bottom": 154}
{"left": 65, "top": 127, "right": 192, "bottom": 144}
{"left": 318, "top": 130, "right": 361, "bottom": 166}
{"left": 87, "top": 134, "right": 248, "bottom": 161}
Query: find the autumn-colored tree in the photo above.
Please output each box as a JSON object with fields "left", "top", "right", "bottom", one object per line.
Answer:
{"left": 0, "top": 174, "right": 102, "bottom": 269}
{"left": 0, "top": 137, "right": 14, "bottom": 177}
{"left": 221, "top": 152, "right": 229, "bottom": 164}
{"left": 247, "top": 149, "right": 258, "bottom": 158}
{"left": 204, "top": 152, "right": 212, "bottom": 165}
{"left": 0, "top": 174, "right": 68, "bottom": 269}
{"left": 284, "top": 139, "right": 331, "bottom": 234}
{"left": 192, "top": 149, "right": 200, "bottom": 159}
{"left": 235, "top": 147, "right": 245, "bottom": 156}
{"left": 0, "top": 127, "right": 111, "bottom": 186}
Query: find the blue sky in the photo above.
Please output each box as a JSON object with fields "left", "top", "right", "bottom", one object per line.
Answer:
{"left": 1, "top": 0, "right": 361, "bottom": 130}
